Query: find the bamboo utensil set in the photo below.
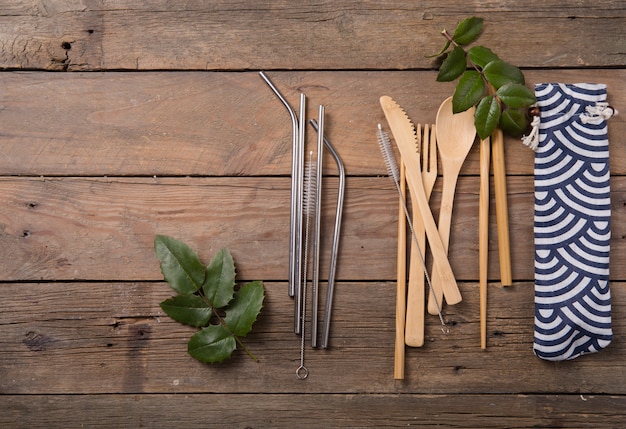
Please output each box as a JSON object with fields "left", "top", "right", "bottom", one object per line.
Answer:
{"left": 379, "top": 95, "right": 512, "bottom": 379}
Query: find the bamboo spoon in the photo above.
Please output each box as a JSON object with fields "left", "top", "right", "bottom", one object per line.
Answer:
{"left": 492, "top": 128, "right": 513, "bottom": 287}
{"left": 479, "top": 137, "right": 490, "bottom": 349}
{"left": 428, "top": 97, "right": 476, "bottom": 314}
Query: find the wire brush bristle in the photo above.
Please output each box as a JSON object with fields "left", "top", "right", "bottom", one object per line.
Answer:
{"left": 377, "top": 124, "right": 400, "bottom": 183}
{"left": 302, "top": 151, "right": 316, "bottom": 217}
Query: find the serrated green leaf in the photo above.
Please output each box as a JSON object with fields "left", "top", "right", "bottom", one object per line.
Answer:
{"left": 468, "top": 46, "right": 499, "bottom": 69}
{"left": 452, "top": 17, "right": 483, "bottom": 45}
{"left": 496, "top": 83, "right": 536, "bottom": 108}
{"left": 499, "top": 108, "right": 529, "bottom": 138}
{"left": 452, "top": 70, "right": 485, "bottom": 113}
{"left": 225, "top": 281, "right": 265, "bottom": 337}
{"left": 188, "top": 325, "right": 236, "bottom": 363}
{"left": 474, "top": 96, "right": 501, "bottom": 140}
{"left": 436, "top": 46, "right": 467, "bottom": 82}
{"left": 203, "top": 248, "right": 235, "bottom": 308}
{"left": 160, "top": 294, "right": 212, "bottom": 328}
{"left": 154, "top": 235, "right": 205, "bottom": 295}
{"left": 483, "top": 60, "right": 525, "bottom": 89}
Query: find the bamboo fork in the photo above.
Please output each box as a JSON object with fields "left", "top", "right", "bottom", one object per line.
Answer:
{"left": 405, "top": 124, "right": 437, "bottom": 347}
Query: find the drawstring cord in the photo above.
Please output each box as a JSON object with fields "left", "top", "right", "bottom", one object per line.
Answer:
{"left": 580, "top": 102, "right": 618, "bottom": 124}
{"left": 522, "top": 102, "right": 617, "bottom": 152}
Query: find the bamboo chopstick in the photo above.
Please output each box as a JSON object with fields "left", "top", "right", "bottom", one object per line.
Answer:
{"left": 492, "top": 128, "right": 512, "bottom": 287}
{"left": 479, "top": 137, "right": 490, "bottom": 349}
{"left": 394, "top": 163, "right": 407, "bottom": 380}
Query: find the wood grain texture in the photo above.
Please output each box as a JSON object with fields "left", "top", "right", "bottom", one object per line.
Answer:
{"left": 1, "top": 281, "right": 625, "bottom": 395}
{"left": 0, "top": 70, "right": 624, "bottom": 176}
{"left": 2, "top": 393, "right": 625, "bottom": 428}
{"left": 0, "top": 176, "right": 623, "bottom": 282}
{"left": 1, "top": 1, "right": 625, "bottom": 426}
{"left": 0, "top": 1, "right": 624, "bottom": 71}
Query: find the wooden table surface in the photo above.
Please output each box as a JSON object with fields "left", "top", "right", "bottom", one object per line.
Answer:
{"left": 1, "top": 1, "right": 625, "bottom": 428}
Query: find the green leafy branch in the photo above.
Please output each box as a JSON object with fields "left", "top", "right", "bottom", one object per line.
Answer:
{"left": 154, "top": 235, "right": 265, "bottom": 363}
{"left": 433, "top": 17, "right": 536, "bottom": 139}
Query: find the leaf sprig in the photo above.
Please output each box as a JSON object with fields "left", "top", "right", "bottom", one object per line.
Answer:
{"left": 154, "top": 235, "right": 265, "bottom": 363}
{"left": 434, "top": 17, "right": 536, "bottom": 139}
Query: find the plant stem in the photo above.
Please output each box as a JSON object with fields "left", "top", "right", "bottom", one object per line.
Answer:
{"left": 440, "top": 30, "right": 496, "bottom": 96}
{"left": 441, "top": 29, "right": 457, "bottom": 46}
{"left": 235, "top": 336, "right": 259, "bottom": 362}
{"left": 198, "top": 290, "right": 259, "bottom": 361}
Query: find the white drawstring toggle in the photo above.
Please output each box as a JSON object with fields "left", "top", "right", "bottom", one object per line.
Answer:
{"left": 522, "top": 114, "right": 541, "bottom": 151}
{"left": 580, "top": 102, "right": 617, "bottom": 125}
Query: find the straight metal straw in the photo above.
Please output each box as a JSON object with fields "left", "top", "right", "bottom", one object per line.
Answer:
{"left": 310, "top": 118, "right": 345, "bottom": 349}
{"left": 310, "top": 105, "right": 324, "bottom": 347}
{"left": 258, "top": 72, "right": 302, "bottom": 303}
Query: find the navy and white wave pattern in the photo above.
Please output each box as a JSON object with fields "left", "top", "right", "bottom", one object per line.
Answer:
{"left": 534, "top": 83, "right": 612, "bottom": 361}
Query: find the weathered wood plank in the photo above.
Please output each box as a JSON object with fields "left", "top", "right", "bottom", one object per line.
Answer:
{"left": 0, "top": 1, "right": 624, "bottom": 70}
{"left": 0, "top": 70, "right": 624, "bottom": 176}
{"left": 1, "top": 1, "right": 623, "bottom": 424}
{"left": 1, "top": 281, "right": 625, "bottom": 395}
{"left": 2, "top": 393, "right": 625, "bottom": 428}
{"left": 0, "top": 176, "right": 624, "bottom": 282}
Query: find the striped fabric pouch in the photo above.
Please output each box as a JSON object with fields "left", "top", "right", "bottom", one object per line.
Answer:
{"left": 531, "top": 83, "right": 615, "bottom": 361}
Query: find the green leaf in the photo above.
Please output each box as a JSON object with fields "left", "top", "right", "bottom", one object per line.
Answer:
{"left": 468, "top": 46, "right": 499, "bottom": 69}
{"left": 203, "top": 248, "right": 235, "bottom": 308}
{"left": 160, "top": 294, "right": 212, "bottom": 328}
{"left": 500, "top": 108, "right": 529, "bottom": 138}
{"left": 427, "top": 39, "right": 451, "bottom": 58}
{"left": 452, "top": 70, "right": 485, "bottom": 113}
{"left": 436, "top": 46, "right": 467, "bottom": 82}
{"left": 154, "top": 235, "right": 205, "bottom": 295}
{"left": 452, "top": 17, "right": 483, "bottom": 45}
{"left": 188, "top": 325, "right": 236, "bottom": 363}
{"left": 496, "top": 83, "right": 536, "bottom": 108}
{"left": 483, "top": 60, "right": 525, "bottom": 89}
{"left": 474, "top": 96, "right": 501, "bottom": 140}
{"left": 225, "top": 281, "right": 265, "bottom": 337}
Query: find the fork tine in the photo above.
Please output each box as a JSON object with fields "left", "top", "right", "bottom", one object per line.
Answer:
{"left": 415, "top": 123, "right": 422, "bottom": 161}
{"left": 421, "top": 124, "right": 429, "bottom": 172}
{"left": 429, "top": 124, "right": 437, "bottom": 175}
{"left": 424, "top": 123, "right": 445, "bottom": 317}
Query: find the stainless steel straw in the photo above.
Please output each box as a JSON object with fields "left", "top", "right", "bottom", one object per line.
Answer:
{"left": 310, "top": 105, "right": 324, "bottom": 347}
{"left": 310, "top": 118, "right": 345, "bottom": 349}
{"left": 258, "top": 71, "right": 302, "bottom": 303}
{"left": 293, "top": 93, "right": 306, "bottom": 334}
